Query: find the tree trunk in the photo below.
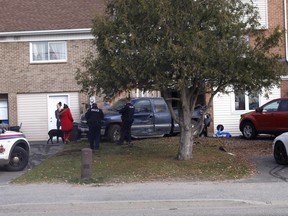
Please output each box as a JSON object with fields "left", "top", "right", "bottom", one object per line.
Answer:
{"left": 177, "top": 87, "right": 195, "bottom": 160}
{"left": 178, "top": 125, "right": 194, "bottom": 160}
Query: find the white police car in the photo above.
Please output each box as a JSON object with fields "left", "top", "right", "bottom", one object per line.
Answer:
{"left": 273, "top": 132, "right": 288, "bottom": 165}
{"left": 0, "top": 127, "right": 30, "bottom": 171}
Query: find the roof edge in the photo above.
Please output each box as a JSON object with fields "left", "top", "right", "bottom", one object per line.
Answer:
{"left": 0, "top": 28, "right": 92, "bottom": 37}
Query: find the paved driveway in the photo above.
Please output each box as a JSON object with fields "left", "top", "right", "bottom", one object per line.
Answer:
{"left": 0, "top": 141, "right": 64, "bottom": 184}
{"left": 245, "top": 155, "right": 288, "bottom": 183}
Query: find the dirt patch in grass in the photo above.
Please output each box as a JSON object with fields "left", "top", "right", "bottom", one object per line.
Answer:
{"left": 198, "top": 136, "right": 273, "bottom": 157}
{"left": 13, "top": 136, "right": 274, "bottom": 184}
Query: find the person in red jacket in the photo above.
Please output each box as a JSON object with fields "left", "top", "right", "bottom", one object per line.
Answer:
{"left": 59, "top": 104, "right": 74, "bottom": 143}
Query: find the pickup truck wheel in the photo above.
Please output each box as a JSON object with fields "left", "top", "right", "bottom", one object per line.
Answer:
{"left": 242, "top": 122, "right": 257, "bottom": 139}
{"left": 107, "top": 125, "right": 121, "bottom": 143}
{"left": 274, "top": 141, "right": 288, "bottom": 165}
{"left": 5, "top": 146, "right": 29, "bottom": 171}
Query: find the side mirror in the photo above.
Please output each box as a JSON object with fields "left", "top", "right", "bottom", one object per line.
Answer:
{"left": 255, "top": 107, "right": 263, "bottom": 113}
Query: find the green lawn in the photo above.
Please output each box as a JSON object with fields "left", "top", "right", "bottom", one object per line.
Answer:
{"left": 13, "top": 136, "right": 253, "bottom": 184}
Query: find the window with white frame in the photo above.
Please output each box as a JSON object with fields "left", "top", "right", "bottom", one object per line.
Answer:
{"left": 242, "top": 0, "right": 268, "bottom": 29}
{"left": 235, "top": 92, "right": 259, "bottom": 111}
{"left": 0, "top": 100, "right": 8, "bottom": 120}
{"left": 30, "top": 41, "right": 67, "bottom": 63}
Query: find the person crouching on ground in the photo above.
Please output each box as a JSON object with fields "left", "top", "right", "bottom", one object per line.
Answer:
{"left": 117, "top": 97, "right": 135, "bottom": 147}
{"left": 85, "top": 103, "right": 104, "bottom": 150}
{"left": 59, "top": 104, "right": 74, "bottom": 143}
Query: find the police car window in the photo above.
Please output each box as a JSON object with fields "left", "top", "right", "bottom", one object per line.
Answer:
{"left": 134, "top": 100, "right": 152, "bottom": 113}
{"left": 262, "top": 101, "right": 279, "bottom": 112}
{"left": 153, "top": 100, "right": 167, "bottom": 113}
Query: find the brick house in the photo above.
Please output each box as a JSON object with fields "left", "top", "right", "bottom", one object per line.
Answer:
{"left": 0, "top": 0, "right": 105, "bottom": 140}
{"left": 213, "top": 0, "right": 288, "bottom": 135}
{"left": 1, "top": 0, "right": 287, "bottom": 140}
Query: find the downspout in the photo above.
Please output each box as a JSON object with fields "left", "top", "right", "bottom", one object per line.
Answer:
{"left": 284, "top": 0, "right": 288, "bottom": 62}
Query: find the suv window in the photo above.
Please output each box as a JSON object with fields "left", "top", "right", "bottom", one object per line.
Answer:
{"left": 134, "top": 100, "right": 152, "bottom": 113}
{"left": 262, "top": 100, "right": 280, "bottom": 112}
{"left": 278, "top": 100, "right": 288, "bottom": 111}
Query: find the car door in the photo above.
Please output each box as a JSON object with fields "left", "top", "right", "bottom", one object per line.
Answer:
{"left": 131, "top": 99, "right": 155, "bottom": 137}
{"left": 274, "top": 99, "right": 288, "bottom": 131}
{"left": 152, "top": 98, "right": 172, "bottom": 135}
{"left": 255, "top": 99, "right": 280, "bottom": 131}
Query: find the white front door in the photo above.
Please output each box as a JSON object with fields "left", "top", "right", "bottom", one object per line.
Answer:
{"left": 48, "top": 95, "right": 68, "bottom": 131}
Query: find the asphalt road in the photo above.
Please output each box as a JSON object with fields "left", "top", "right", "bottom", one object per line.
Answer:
{"left": 1, "top": 140, "right": 288, "bottom": 215}
{"left": 0, "top": 180, "right": 288, "bottom": 215}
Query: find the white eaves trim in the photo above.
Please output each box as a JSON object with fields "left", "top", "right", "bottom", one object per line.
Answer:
{"left": 0, "top": 28, "right": 94, "bottom": 43}
{"left": 0, "top": 28, "right": 92, "bottom": 36}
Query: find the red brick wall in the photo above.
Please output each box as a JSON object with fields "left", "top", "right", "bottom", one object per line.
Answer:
{"left": 267, "top": 0, "right": 286, "bottom": 57}
{"left": 268, "top": 0, "right": 288, "bottom": 97}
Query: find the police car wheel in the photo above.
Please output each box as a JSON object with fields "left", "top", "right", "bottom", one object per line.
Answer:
{"left": 5, "top": 146, "right": 29, "bottom": 171}
{"left": 107, "top": 125, "right": 121, "bottom": 143}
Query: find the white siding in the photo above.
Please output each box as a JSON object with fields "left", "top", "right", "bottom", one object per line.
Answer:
{"left": 17, "top": 92, "right": 80, "bottom": 141}
{"left": 69, "top": 93, "right": 81, "bottom": 125}
{"left": 213, "top": 86, "right": 280, "bottom": 136}
{"left": 242, "top": 0, "right": 268, "bottom": 29}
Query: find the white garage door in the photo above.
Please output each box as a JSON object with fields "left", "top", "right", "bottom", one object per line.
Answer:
{"left": 17, "top": 92, "right": 80, "bottom": 141}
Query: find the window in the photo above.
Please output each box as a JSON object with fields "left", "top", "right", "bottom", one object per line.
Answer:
{"left": 0, "top": 100, "right": 8, "bottom": 120}
{"left": 134, "top": 100, "right": 152, "bottom": 113}
{"left": 278, "top": 100, "right": 288, "bottom": 112}
{"left": 235, "top": 92, "right": 245, "bottom": 110}
{"left": 30, "top": 41, "right": 67, "bottom": 63}
{"left": 242, "top": 0, "right": 268, "bottom": 29}
{"left": 153, "top": 99, "right": 167, "bottom": 113}
{"left": 248, "top": 94, "right": 259, "bottom": 110}
{"left": 235, "top": 92, "right": 259, "bottom": 111}
{"left": 262, "top": 100, "right": 279, "bottom": 112}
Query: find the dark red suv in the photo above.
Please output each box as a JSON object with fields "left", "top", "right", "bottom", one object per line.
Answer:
{"left": 239, "top": 98, "right": 288, "bottom": 139}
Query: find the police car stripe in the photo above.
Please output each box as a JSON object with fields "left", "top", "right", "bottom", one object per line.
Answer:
{"left": 0, "top": 135, "right": 24, "bottom": 140}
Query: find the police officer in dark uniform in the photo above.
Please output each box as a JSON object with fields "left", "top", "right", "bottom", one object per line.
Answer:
{"left": 118, "top": 97, "right": 135, "bottom": 147}
{"left": 85, "top": 103, "right": 104, "bottom": 150}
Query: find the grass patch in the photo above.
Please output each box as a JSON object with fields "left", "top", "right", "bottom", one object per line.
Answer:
{"left": 13, "top": 136, "right": 253, "bottom": 184}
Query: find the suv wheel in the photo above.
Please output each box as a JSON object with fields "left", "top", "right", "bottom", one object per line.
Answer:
{"left": 274, "top": 141, "right": 288, "bottom": 165}
{"left": 242, "top": 122, "right": 257, "bottom": 139}
{"left": 107, "top": 125, "right": 121, "bottom": 143}
{"left": 5, "top": 146, "right": 29, "bottom": 171}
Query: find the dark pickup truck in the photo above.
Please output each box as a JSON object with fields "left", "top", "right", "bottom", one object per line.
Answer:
{"left": 79, "top": 97, "right": 210, "bottom": 142}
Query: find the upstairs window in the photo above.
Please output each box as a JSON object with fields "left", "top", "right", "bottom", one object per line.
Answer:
{"left": 30, "top": 41, "right": 67, "bottom": 63}
{"left": 242, "top": 0, "right": 268, "bottom": 29}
